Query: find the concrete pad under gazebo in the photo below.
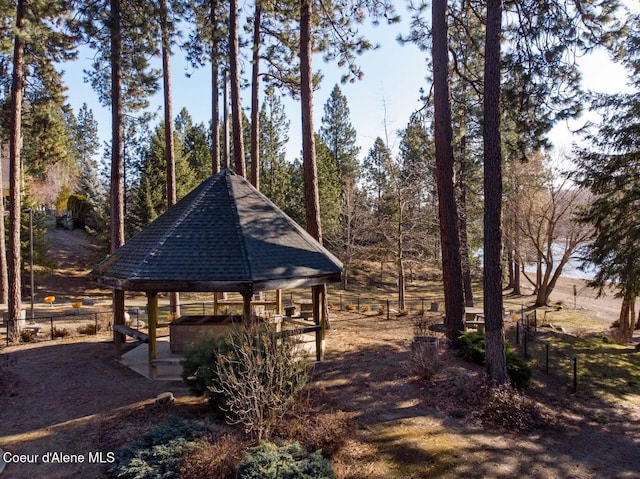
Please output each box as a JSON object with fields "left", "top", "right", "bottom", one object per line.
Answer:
{"left": 91, "top": 170, "right": 343, "bottom": 378}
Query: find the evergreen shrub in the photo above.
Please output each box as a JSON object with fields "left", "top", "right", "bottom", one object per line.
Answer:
{"left": 455, "top": 331, "right": 532, "bottom": 387}
{"left": 236, "top": 441, "right": 335, "bottom": 479}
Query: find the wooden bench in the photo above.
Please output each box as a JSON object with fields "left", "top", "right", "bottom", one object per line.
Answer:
{"left": 113, "top": 324, "right": 149, "bottom": 343}
{"left": 465, "top": 318, "right": 485, "bottom": 334}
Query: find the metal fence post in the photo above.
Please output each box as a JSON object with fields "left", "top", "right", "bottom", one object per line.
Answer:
{"left": 524, "top": 330, "right": 528, "bottom": 359}
{"left": 50, "top": 317, "right": 54, "bottom": 338}
{"left": 516, "top": 321, "right": 520, "bottom": 346}
{"left": 94, "top": 313, "right": 98, "bottom": 335}
{"left": 545, "top": 344, "right": 550, "bottom": 374}
{"left": 386, "top": 300, "right": 390, "bottom": 321}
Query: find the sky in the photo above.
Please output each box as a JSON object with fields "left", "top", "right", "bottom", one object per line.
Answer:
{"left": 59, "top": 5, "right": 632, "bottom": 168}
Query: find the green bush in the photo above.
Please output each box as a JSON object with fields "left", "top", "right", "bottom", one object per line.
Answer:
{"left": 505, "top": 348, "right": 533, "bottom": 388}
{"left": 237, "top": 441, "right": 335, "bottom": 479}
{"left": 181, "top": 333, "right": 234, "bottom": 411}
{"left": 456, "top": 331, "right": 532, "bottom": 388}
{"left": 455, "top": 331, "right": 486, "bottom": 365}
{"left": 107, "top": 416, "right": 208, "bottom": 479}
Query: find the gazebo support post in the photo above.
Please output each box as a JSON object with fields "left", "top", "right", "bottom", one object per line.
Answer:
{"left": 275, "top": 289, "right": 283, "bottom": 315}
{"left": 147, "top": 292, "right": 158, "bottom": 379}
{"left": 242, "top": 292, "right": 253, "bottom": 324}
{"left": 213, "top": 292, "right": 219, "bottom": 315}
{"left": 113, "top": 289, "right": 126, "bottom": 359}
{"left": 312, "top": 285, "right": 324, "bottom": 361}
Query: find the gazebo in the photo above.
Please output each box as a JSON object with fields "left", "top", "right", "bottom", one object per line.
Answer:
{"left": 91, "top": 169, "right": 343, "bottom": 376}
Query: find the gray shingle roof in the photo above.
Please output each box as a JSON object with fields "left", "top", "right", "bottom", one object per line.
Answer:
{"left": 91, "top": 170, "right": 343, "bottom": 294}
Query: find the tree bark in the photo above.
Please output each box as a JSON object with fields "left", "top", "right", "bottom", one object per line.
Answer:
{"left": 300, "top": 0, "right": 321, "bottom": 242}
{"left": 458, "top": 140, "right": 474, "bottom": 307}
{"left": 161, "top": 0, "right": 180, "bottom": 318}
{"left": 110, "top": 0, "right": 126, "bottom": 352}
{"left": 250, "top": 5, "right": 261, "bottom": 189}
{"left": 7, "top": 0, "right": 27, "bottom": 340}
{"left": 210, "top": 0, "right": 220, "bottom": 175}
{"left": 483, "top": 0, "right": 509, "bottom": 385}
{"left": 431, "top": 0, "right": 465, "bottom": 344}
{"left": 229, "top": 0, "right": 245, "bottom": 176}
{"left": 0, "top": 141, "right": 8, "bottom": 304}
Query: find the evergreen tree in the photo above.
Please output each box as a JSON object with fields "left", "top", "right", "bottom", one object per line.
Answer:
{"left": 129, "top": 122, "right": 196, "bottom": 233}
{"left": 183, "top": 0, "right": 228, "bottom": 174}
{"left": 575, "top": 14, "right": 640, "bottom": 339}
{"left": 320, "top": 84, "right": 360, "bottom": 183}
{"left": 259, "top": 86, "right": 291, "bottom": 209}
{"left": 175, "top": 108, "right": 210, "bottom": 183}
{"left": 4, "top": 0, "right": 77, "bottom": 336}
{"left": 74, "top": 103, "right": 103, "bottom": 204}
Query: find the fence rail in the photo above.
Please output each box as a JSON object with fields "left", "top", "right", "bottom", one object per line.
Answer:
{"left": 516, "top": 313, "right": 577, "bottom": 392}
{"left": 3, "top": 309, "right": 114, "bottom": 346}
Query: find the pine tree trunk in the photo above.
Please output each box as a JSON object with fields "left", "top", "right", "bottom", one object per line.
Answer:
{"left": 431, "top": 0, "right": 465, "bottom": 344}
{"left": 458, "top": 142, "right": 474, "bottom": 307}
{"left": 250, "top": 5, "right": 261, "bottom": 189}
{"left": 483, "top": 0, "right": 509, "bottom": 385}
{"left": 210, "top": 0, "right": 220, "bottom": 175}
{"left": 0, "top": 149, "right": 7, "bottom": 303}
{"left": 229, "top": 0, "right": 245, "bottom": 176}
{"left": 161, "top": 0, "right": 180, "bottom": 318}
{"left": 300, "top": 0, "right": 321, "bottom": 242}
{"left": 110, "top": 0, "right": 126, "bottom": 353}
{"left": 7, "top": 0, "right": 27, "bottom": 340}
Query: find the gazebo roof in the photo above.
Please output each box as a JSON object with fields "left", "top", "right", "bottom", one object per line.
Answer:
{"left": 91, "top": 170, "right": 343, "bottom": 294}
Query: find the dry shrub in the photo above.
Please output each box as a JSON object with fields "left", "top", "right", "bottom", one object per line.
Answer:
{"left": 77, "top": 323, "right": 100, "bottom": 335}
{"left": 360, "top": 304, "right": 370, "bottom": 313}
{"left": 179, "top": 434, "right": 248, "bottom": 479}
{"left": 610, "top": 328, "right": 633, "bottom": 344}
{"left": 407, "top": 340, "right": 442, "bottom": 380}
{"left": 573, "top": 327, "right": 588, "bottom": 339}
{"left": 51, "top": 327, "right": 70, "bottom": 338}
{"left": 376, "top": 307, "right": 385, "bottom": 316}
{"left": 480, "top": 384, "right": 543, "bottom": 432}
{"left": 345, "top": 303, "right": 356, "bottom": 311}
{"left": 274, "top": 387, "right": 356, "bottom": 458}
{"left": 20, "top": 329, "right": 37, "bottom": 343}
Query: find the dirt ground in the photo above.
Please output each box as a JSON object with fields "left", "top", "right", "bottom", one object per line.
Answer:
{"left": 1, "top": 229, "right": 639, "bottom": 478}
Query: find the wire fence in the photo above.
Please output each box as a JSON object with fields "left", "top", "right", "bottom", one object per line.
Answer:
{"left": 3, "top": 309, "right": 113, "bottom": 346}
{"left": 515, "top": 309, "right": 578, "bottom": 392}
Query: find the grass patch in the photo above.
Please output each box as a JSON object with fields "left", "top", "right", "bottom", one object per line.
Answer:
{"left": 533, "top": 331, "right": 640, "bottom": 405}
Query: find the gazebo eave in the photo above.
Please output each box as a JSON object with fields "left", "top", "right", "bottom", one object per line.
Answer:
{"left": 93, "top": 272, "right": 342, "bottom": 295}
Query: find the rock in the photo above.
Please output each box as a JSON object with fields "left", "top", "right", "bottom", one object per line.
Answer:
{"left": 154, "top": 392, "right": 175, "bottom": 407}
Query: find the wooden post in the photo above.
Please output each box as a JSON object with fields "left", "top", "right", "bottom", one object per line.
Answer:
{"left": 312, "top": 285, "right": 324, "bottom": 361}
{"left": 242, "top": 292, "right": 253, "bottom": 324}
{"left": 213, "top": 292, "right": 219, "bottom": 315}
{"left": 148, "top": 292, "right": 158, "bottom": 379}
{"left": 113, "top": 289, "right": 126, "bottom": 359}
{"left": 275, "top": 289, "right": 283, "bottom": 315}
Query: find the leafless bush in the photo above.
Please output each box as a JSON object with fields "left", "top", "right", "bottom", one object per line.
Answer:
{"left": 77, "top": 323, "right": 100, "bottom": 335}
{"left": 20, "top": 329, "right": 37, "bottom": 343}
{"left": 275, "top": 387, "right": 356, "bottom": 458}
{"left": 51, "top": 327, "right": 70, "bottom": 339}
{"left": 212, "top": 326, "right": 309, "bottom": 441}
{"left": 480, "top": 384, "right": 543, "bottom": 432}
{"left": 407, "top": 340, "right": 442, "bottom": 380}
{"left": 179, "top": 435, "right": 247, "bottom": 479}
